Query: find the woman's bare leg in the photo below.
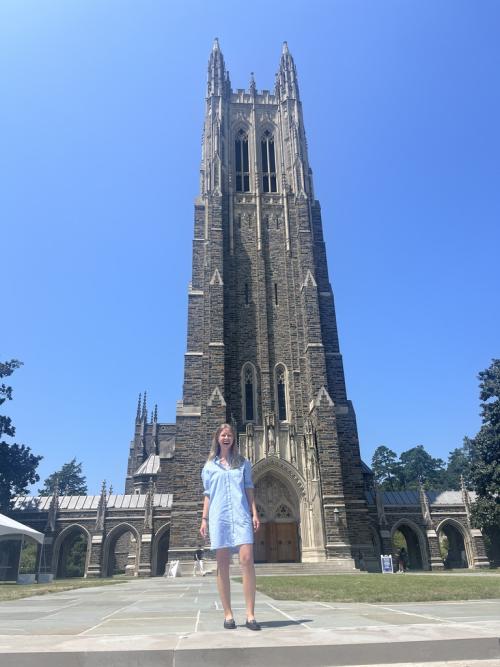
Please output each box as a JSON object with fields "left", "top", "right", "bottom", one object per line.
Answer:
{"left": 239, "top": 543, "right": 256, "bottom": 620}
{"left": 216, "top": 548, "right": 233, "bottom": 620}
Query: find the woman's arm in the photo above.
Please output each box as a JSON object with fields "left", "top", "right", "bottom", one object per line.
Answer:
{"left": 199, "top": 495, "right": 210, "bottom": 538}
{"left": 245, "top": 488, "right": 260, "bottom": 532}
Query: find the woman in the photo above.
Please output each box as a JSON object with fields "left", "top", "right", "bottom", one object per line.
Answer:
{"left": 200, "top": 423, "right": 261, "bottom": 630}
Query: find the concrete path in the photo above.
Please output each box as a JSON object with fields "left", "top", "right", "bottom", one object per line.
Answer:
{"left": 0, "top": 576, "right": 499, "bottom": 666}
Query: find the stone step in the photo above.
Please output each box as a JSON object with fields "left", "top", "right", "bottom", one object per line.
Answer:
{"left": 2, "top": 638, "right": 499, "bottom": 667}
{"left": 184, "top": 559, "right": 363, "bottom": 578}
{"left": 229, "top": 560, "right": 362, "bottom": 576}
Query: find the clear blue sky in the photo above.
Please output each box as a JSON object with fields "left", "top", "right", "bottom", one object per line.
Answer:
{"left": 2, "top": 1, "right": 499, "bottom": 495}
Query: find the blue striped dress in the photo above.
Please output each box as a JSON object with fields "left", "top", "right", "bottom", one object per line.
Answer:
{"left": 202, "top": 457, "right": 254, "bottom": 551}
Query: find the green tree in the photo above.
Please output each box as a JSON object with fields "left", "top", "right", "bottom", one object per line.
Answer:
{"left": 469, "top": 359, "right": 500, "bottom": 564}
{"left": 39, "top": 458, "right": 87, "bottom": 496}
{"left": 0, "top": 360, "right": 43, "bottom": 510}
{"left": 19, "top": 540, "right": 38, "bottom": 574}
{"left": 399, "top": 445, "right": 447, "bottom": 490}
{"left": 371, "top": 445, "right": 402, "bottom": 490}
{"left": 445, "top": 437, "right": 473, "bottom": 490}
{"left": 64, "top": 534, "right": 87, "bottom": 577}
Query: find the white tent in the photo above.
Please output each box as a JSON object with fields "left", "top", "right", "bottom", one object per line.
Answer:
{"left": 0, "top": 513, "right": 44, "bottom": 544}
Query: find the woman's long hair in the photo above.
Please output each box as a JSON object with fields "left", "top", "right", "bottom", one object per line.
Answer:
{"left": 207, "top": 423, "right": 244, "bottom": 468}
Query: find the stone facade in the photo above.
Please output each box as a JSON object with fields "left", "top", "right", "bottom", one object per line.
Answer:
{"left": 4, "top": 41, "right": 490, "bottom": 577}
{"left": 365, "top": 486, "right": 490, "bottom": 571}
{"left": 10, "top": 491, "right": 172, "bottom": 579}
{"left": 7, "top": 483, "right": 488, "bottom": 578}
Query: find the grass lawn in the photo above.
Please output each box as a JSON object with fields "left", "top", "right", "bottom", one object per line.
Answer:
{"left": 0, "top": 577, "right": 127, "bottom": 602}
{"left": 253, "top": 573, "right": 500, "bottom": 603}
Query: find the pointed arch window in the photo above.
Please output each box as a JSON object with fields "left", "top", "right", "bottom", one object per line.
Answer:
{"left": 261, "top": 130, "right": 277, "bottom": 193}
{"left": 241, "top": 363, "right": 257, "bottom": 423}
{"left": 235, "top": 129, "right": 250, "bottom": 192}
{"left": 275, "top": 364, "right": 288, "bottom": 421}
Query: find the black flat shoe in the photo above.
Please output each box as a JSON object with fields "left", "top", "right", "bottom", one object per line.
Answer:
{"left": 223, "top": 618, "right": 236, "bottom": 629}
{"left": 245, "top": 619, "right": 261, "bottom": 631}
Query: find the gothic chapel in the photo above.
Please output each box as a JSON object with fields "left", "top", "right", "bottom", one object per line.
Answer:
{"left": 10, "top": 41, "right": 488, "bottom": 580}
{"left": 133, "top": 38, "right": 379, "bottom": 570}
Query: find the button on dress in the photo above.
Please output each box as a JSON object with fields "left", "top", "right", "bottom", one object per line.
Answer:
{"left": 202, "top": 457, "right": 254, "bottom": 551}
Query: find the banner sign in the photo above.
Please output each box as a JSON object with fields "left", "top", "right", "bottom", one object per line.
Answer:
{"left": 381, "top": 554, "right": 393, "bottom": 573}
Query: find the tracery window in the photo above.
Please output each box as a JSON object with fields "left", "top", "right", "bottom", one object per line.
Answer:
{"left": 276, "top": 504, "right": 292, "bottom": 519}
{"left": 242, "top": 363, "right": 257, "bottom": 423}
{"left": 261, "top": 130, "right": 277, "bottom": 193}
{"left": 275, "top": 364, "right": 288, "bottom": 421}
{"left": 235, "top": 129, "right": 250, "bottom": 192}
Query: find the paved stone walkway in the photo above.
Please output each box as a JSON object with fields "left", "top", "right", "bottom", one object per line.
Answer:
{"left": 0, "top": 576, "right": 499, "bottom": 666}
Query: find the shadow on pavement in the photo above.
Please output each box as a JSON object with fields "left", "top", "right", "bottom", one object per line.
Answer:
{"left": 254, "top": 619, "right": 313, "bottom": 628}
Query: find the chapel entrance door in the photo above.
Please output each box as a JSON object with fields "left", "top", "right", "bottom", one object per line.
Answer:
{"left": 253, "top": 524, "right": 267, "bottom": 562}
{"left": 276, "top": 522, "right": 298, "bottom": 562}
{"left": 254, "top": 471, "right": 301, "bottom": 563}
{"left": 253, "top": 522, "right": 298, "bottom": 563}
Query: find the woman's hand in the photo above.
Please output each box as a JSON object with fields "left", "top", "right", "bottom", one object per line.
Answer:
{"left": 252, "top": 513, "right": 260, "bottom": 532}
{"left": 199, "top": 518, "right": 208, "bottom": 538}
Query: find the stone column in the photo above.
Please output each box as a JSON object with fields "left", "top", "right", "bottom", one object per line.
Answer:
{"left": 86, "top": 534, "right": 103, "bottom": 578}
{"left": 426, "top": 529, "right": 445, "bottom": 571}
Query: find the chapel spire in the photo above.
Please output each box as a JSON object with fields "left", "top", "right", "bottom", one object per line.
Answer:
{"left": 277, "top": 41, "right": 300, "bottom": 101}
{"left": 136, "top": 392, "right": 142, "bottom": 423}
{"left": 207, "top": 38, "right": 230, "bottom": 98}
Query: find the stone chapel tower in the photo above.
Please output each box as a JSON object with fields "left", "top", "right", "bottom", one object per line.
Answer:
{"left": 166, "top": 40, "right": 376, "bottom": 568}
{"left": 6, "top": 44, "right": 489, "bottom": 580}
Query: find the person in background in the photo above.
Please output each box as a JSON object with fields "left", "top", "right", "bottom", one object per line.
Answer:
{"left": 193, "top": 545, "right": 205, "bottom": 576}
{"left": 398, "top": 547, "right": 408, "bottom": 572}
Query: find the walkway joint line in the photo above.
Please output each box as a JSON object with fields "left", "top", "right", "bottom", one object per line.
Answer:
{"left": 43, "top": 599, "right": 82, "bottom": 619}
{"left": 265, "top": 601, "right": 312, "bottom": 629}
{"left": 367, "top": 604, "right": 456, "bottom": 624}
{"left": 78, "top": 599, "right": 143, "bottom": 635}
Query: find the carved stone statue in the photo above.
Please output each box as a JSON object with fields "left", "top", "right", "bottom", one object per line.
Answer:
{"left": 308, "top": 447, "right": 318, "bottom": 481}
{"left": 304, "top": 420, "right": 318, "bottom": 481}
{"left": 246, "top": 422, "right": 255, "bottom": 464}
{"left": 266, "top": 413, "right": 276, "bottom": 455}
{"left": 289, "top": 423, "right": 297, "bottom": 464}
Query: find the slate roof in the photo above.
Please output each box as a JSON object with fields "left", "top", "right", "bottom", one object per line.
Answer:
{"left": 427, "top": 490, "right": 477, "bottom": 505}
{"left": 12, "top": 494, "right": 173, "bottom": 511}
{"left": 365, "top": 490, "right": 476, "bottom": 506}
{"left": 134, "top": 454, "right": 160, "bottom": 476}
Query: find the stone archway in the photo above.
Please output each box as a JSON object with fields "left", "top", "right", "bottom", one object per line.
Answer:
{"left": 437, "top": 519, "right": 470, "bottom": 569}
{"left": 392, "top": 520, "right": 427, "bottom": 571}
{"left": 103, "top": 523, "right": 140, "bottom": 577}
{"left": 253, "top": 470, "right": 301, "bottom": 563}
{"left": 52, "top": 525, "right": 90, "bottom": 579}
{"left": 151, "top": 523, "right": 170, "bottom": 576}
